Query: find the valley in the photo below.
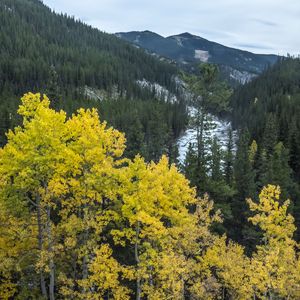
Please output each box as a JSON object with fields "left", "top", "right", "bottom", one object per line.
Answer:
{"left": 1, "top": 0, "right": 300, "bottom": 299}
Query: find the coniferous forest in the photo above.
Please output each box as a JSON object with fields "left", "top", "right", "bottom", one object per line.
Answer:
{"left": 1, "top": 0, "right": 300, "bottom": 299}
{"left": 0, "top": 0, "right": 186, "bottom": 163}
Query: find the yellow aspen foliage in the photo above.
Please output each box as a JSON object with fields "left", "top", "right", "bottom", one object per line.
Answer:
{"left": 81, "top": 244, "right": 132, "bottom": 300}
{"left": 202, "top": 236, "right": 252, "bottom": 300}
{"left": 3, "top": 93, "right": 300, "bottom": 300}
{"left": 248, "top": 185, "right": 300, "bottom": 299}
{"left": 249, "top": 140, "right": 258, "bottom": 164}
{"left": 143, "top": 249, "right": 187, "bottom": 300}
{"left": 0, "top": 93, "right": 129, "bottom": 298}
{"left": 0, "top": 190, "right": 38, "bottom": 298}
{"left": 0, "top": 93, "right": 69, "bottom": 298}
{"left": 54, "top": 107, "right": 128, "bottom": 298}
{"left": 112, "top": 157, "right": 223, "bottom": 299}
{"left": 110, "top": 155, "right": 199, "bottom": 298}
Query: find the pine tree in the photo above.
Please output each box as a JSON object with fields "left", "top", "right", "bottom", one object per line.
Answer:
{"left": 210, "top": 137, "right": 223, "bottom": 182}
{"left": 255, "top": 147, "right": 270, "bottom": 191}
{"left": 224, "top": 128, "right": 234, "bottom": 186}
{"left": 183, "top": 143, "right": 198, "bottom": 188}
{"left": 124, "top": 110, "right": 145, "bottom": 159}
{"left": 269, "top": 142, "right": 293, "bottom": 199}
{"left": 233, "top": 130, "right": 256, "bottom": 243}
{"left": 234, "top": 130, "right": 256, "bottom": 201}
{"left": 288, "top": 118, "right": 300, "bottom": 180}
{"left": 46, "top": 65, "right": 61, "bottom": 110}
{"left": 182, "top": 63, "right": 232, "bottom": 196}
{"left": 262, "top": 113, "right": 279, "bottom": 156}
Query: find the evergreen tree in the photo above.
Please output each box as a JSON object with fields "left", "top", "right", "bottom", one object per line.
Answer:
{"left": 262, "top": 113, "right": 279, "bottom": 156}
{"left": 288, "top": 118, "right": 300, "bottom": 180}
{"left": 207, "top": 137, "right": 235, "bottom": 235}
{"left": 224, "top": 128, "right": 234, "bottom": 186}
{"left": 234, "top": 130, "right": 256, "bottom": 202}
{"left": 144, "top": 107, "right": 168, "bottom": 162}
{"left": 183, "top": 143, "right": 198, "bottom": 189}
{"left": 269, "top": 142, "right": 293, "bottom": 199}
{"left": 183, "top": 64, "right": 232, "bottom": 195}
{"left": 166, "top": 130, "right": 179, "bottom": 165}
{"left": 210, "top": 137, "right": 222, "bottom": 182}
{"left": 255, "top": 147, "right": 270, "bottom": 191}
{"left": 233, "top": 130, "right": 256, "bottom": 243}
{"left": 123, "top": 110, "right": 145, "bottom": 159}
{"left": 46, "top": 65, "right": 61, "bottom": 110}
{"left": 0, "top": 0, "right": 182, "bottom": 149}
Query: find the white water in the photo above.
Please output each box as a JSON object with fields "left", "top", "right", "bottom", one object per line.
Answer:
{"left": 177, "top": 107, "right": 235, "bottom": 163}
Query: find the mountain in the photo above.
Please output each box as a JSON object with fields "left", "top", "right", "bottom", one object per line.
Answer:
{"left": 116, "top": 31, "right": 279, "bottom": 84}
{"left": 0, "top": 0, "right": 188, "bottom": 160}
{"left": 0, "top": 1, "right": 178, "bottom": 98}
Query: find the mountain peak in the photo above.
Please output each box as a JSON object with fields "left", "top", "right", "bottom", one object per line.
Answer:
{"left": 116, "top": 30, "right": 165, "bottom": 40}
{"left": 176, "top": 32, "right": 196, "bottom": 38}
{"left": 142, "top": 30, "right": 156, "bottom": 34}
{"left": 117, "top": 30, "right": 279, "bottom": 83}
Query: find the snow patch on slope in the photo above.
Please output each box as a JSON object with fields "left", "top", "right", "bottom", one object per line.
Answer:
{"left": 3, "top": 4, "right": 14, "bottom": 12}
{"left": 229, "top": 69, "right": 257, "bottom": 84}
{"left": 194, "top": 50, "right": 210, "bottom": 62}
{"left": 84, "top": 86, "right": 105, "bottom": 101}
{"left": 83, "top": 85, "right": 121, "bottom": 101}
{"left": 173, "top": 36, "right": 184, "bottom": 47}
{"left": 134, "top": 35, "right": 141, "bottom": 44}
{"left": 136, "top": 79, "right": 178, "bottom": 103}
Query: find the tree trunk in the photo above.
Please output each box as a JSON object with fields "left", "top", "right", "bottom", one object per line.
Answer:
{"left": 135, "top": 221, "right": 141, "bottom": 300}
{"left": 82, "top": 173, "right": 89, "bottom": 290}
{"left": 81, "top": 212, "right": 89, "bottom": 294}
{"left": 196, "top": 105, "right": 205, "bottom": 191}
{"left": 82, "top": 254, "right": 88, "bottom": 280}
{"left": 198, "top": 109, "right": 205, "bottom": 162}
{"left": 46, "top": 206, "right": 55, "bottom": 300}
{"left": 181, "top": 277, "right": 185, "bottom": 300}
{"left": 37, "top": 197, "right": 48, "bottom": 299}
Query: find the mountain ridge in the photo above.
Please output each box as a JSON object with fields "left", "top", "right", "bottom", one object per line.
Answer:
{"left": 116, "top": 30, "right": 280, "bottom": 84}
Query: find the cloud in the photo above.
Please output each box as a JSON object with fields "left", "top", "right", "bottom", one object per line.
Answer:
{"left": 251, "top": 18, "right": 278, "bottom": 27}
{"left": 43, "top": 0, "right": 300, "bottom": 55}
{"left": 233, "top": 43, "right": 275, "bottom": 51}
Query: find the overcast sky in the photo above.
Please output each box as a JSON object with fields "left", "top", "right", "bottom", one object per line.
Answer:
{"left": 43, "top": 0, "right": 300, "bottom": 55}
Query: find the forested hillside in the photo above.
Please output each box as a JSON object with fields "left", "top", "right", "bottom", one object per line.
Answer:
{"left": 231, "top": 58, "right": 300, "bottom": 136}
{"left": 1, "top": 93, "right": 300, "bottom": 299}
{"left": 1, "top": 0, "right": 300, "bottom": 299}
{"left": 230, "top": 57, "right": 300, "bottom": 235}
{"left": 0, "top": 0, "right": 186, "bottom": 161}
{"left": 178, "top": 61, "right": 300, "bottom": 253}
{"left": 0, "top": 0, "right": 177, "bottom": 94}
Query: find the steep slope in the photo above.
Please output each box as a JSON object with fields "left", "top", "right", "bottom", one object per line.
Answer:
{"left": 168, "top": 33, "right": 278, "bottom": 73}
{"left": 0, "top": 1, "right": 177, "bottom": 97}
{"left": 0, "top": 0, "right": 188, "bottom": 159}
{"left": 116, "top": 31, "right": 279, "bottom": 84}
{"left": 230, "top": 57, "right": 300, "bottom": 233}
{"left": 116, "top": 30, "right": 192, "bottom": 62}
{"left": 231, "top": 58, "right": 300, "bottom": 180}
